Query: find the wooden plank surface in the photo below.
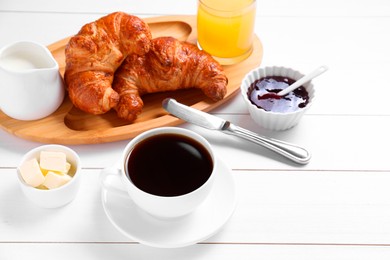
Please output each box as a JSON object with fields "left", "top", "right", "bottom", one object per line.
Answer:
{"left": 1, "top": 0, "right": 390, "bottom": 259}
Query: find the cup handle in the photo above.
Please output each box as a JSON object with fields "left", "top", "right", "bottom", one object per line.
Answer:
{"left": 100, "top": 165, "right": 128, "bottom": 195}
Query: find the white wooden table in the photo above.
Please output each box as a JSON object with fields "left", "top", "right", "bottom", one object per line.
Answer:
{"left": 1, "top": 0, "right": 390, "bottom": 259}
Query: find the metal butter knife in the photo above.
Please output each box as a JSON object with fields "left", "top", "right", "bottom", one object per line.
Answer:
{"left": 162, "top": 98, "right": 311, "bottom": 164}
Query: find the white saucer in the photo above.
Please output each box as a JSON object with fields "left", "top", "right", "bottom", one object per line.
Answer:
{"left": 101, "top": 157, "right": 236, "bottom": 248}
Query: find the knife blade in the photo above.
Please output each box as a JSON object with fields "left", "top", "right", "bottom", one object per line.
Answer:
{"left": 162, "top": 98, "right": 311, "bottom": 164}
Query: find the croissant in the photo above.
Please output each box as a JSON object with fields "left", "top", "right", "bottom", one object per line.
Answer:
{"left": 64, "top": 12, "right": 152, "bottom": 114}
{"left": 113, "top": 36, "right": 228, "bottom": 121}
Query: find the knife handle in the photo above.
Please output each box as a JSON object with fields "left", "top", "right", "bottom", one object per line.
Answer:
{"left": 222, "top": 123, "right": 311, "bottom": 164}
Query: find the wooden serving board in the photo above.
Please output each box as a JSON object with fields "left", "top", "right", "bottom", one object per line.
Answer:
{"left": 0, "top": 15, "right": 263, "bottom": 144}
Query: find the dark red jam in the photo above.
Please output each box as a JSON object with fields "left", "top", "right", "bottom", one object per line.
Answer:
{"left": 247, "top": 76, "right": 309, "bottom": 113}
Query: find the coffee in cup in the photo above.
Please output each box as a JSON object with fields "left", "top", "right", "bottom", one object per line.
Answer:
{"left": 102, "top": 127, "right": 217, "bottom": 218}
{"left": 126, "top": 132, "right": 213, "bottom": 197}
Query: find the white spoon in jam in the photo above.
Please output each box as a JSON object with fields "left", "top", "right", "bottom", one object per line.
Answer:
{"left": 259, "top": 65, "right": 328, "bottom": 100}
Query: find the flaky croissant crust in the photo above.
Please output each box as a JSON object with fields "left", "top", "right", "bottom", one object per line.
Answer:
{"left": 64, "top": 12, "right": 152, "bottom": 114}
{"left": 113, "top": 36, "right": 228, "bottom": 122}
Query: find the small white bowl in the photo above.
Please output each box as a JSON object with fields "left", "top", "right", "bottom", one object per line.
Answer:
{"left": 240, "top": 66, "right": 315, "bottom": 131}
{"left": 17, "top": 144, "right": 81, "bottom": 208}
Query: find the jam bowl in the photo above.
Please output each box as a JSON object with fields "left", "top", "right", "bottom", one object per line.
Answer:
{"left": 240, "top": 66, "right": 315, "bottom": 131}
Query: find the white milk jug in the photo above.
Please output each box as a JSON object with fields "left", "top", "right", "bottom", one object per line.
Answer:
{"left": 0, "top": 41, "right": 64, "bottom": 120}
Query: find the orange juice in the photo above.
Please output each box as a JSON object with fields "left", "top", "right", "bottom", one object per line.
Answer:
{"left": 197, "top": 0, "right": 256, "bottom": 64}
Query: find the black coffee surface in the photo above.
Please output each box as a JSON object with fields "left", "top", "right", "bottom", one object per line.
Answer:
{"left": 127, "top": 134, "right": 213, "bottom": 197}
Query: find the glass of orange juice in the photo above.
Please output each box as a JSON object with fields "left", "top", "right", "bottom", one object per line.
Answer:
{"left": 197, "top": 0, "right": 256, "bottom": 65}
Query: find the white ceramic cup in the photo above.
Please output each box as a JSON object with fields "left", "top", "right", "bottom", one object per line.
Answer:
{"left": 0, "top": 41, "right": 65, "bottom": 120}
{"left": 101, "top": 127, "right": 217, "bottom": 219}
{"left": 17, "top": 145, "right": 81, "bottom": 208}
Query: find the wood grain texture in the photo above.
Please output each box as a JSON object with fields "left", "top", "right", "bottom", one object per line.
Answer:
{"left": 0, "top": 15, "right": 263, "bottom": 144}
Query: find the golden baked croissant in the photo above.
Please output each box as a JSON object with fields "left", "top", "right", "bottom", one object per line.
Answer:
{"left": 113, "top": 36, "right": 228, "bottom": 121}
{"left": 64, "top": 12, "right": 152, "bottom": 114}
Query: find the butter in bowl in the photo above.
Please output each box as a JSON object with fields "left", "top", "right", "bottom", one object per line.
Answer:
{"left": 17, "top": 145, "right": 81, "bottom": 208}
